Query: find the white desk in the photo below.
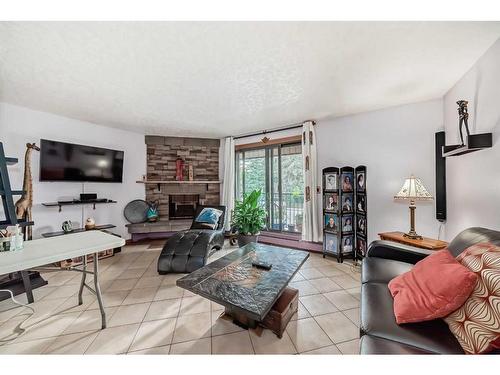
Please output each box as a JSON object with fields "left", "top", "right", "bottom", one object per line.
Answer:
{"left": 0, "top": 231, "right": 125, "bottom": 329}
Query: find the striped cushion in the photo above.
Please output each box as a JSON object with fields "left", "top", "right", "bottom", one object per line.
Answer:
{"left": 444, "top": 243, "right": 500, "bottom": 354}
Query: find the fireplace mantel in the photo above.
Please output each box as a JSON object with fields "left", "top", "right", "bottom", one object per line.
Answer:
{"left": 137, "top": 180, "right": 221, "bottom": 184}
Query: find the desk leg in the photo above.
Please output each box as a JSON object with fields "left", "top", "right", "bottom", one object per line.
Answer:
{"left": 78, "top": 255, "right": 87, "bottom": 305}
{"left": 20, "top": 271, "right": 34, "bottom": 304}
{"left": 93, "top": 253, "right": 106, "bottom": 329}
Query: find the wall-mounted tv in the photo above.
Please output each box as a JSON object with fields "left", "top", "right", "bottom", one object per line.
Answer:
{"left": 40, "top": 139, "right": 124, "bottom": 183}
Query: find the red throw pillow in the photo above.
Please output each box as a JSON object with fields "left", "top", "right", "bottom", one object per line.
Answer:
{"left": 388, "top": 249, "right": 478, "bottom": 324}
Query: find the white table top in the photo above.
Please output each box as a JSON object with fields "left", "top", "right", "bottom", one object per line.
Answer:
{"left": 0, "top": 231, "right": 125, "bottom": 275}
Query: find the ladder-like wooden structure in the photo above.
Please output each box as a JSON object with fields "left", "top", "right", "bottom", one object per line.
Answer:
{"left": 0, "top": 142, "right": 43, "bottom": 303}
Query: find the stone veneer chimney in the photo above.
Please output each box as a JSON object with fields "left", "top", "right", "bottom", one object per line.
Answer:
{"left": 144, "top": 135, "right": 220, "bottom": 219}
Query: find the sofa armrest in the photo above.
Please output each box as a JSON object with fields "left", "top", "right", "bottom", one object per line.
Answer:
{"left": 366, "top": 240, "right": 433, "bottom": 264}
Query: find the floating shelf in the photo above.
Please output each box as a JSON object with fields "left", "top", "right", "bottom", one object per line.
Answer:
{"left": 442, "top": 133, "right": 492, "bottom": 157}
{"left": 41, "top": 224, "right": 116, "bottom": 238}
{"left": 42, "top": 199, "right": 117, "bottom": 212}
{"left": 136, "top": 180, "right": 222, "bottom": 184}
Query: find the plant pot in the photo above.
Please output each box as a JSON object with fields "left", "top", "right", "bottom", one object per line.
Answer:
{"left": 237, "top": 234, "right": 259, "bottom": 247}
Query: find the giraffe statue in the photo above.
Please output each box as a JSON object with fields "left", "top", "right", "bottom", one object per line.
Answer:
{"left": 15, "top": 143, "right": 40, "bottom": 240}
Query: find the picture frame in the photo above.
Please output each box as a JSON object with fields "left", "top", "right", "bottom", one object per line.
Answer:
{"left": 341, "top": 172, "right": 354, "bottom": 192}
{"left": 324, "top": 193, "right": 338, "bottom": 212}
{"left": 324, "top": 233, "right": 338, "bottom": 254}
{"left": 357, "top": 215, "right": 366, "bottom": 236}
{"left": 324, "top": 172, "right": 338, "bottom": 191}
{"left": 341, "top": 214, "right": 354, "bottom": 233}
{"left": 357, "top": 237, "right": 367, "bottom": 257}
{"left": 341, "top": 194, "right": 353, "bottom": 213}
{"left": 356, "top": 171, "right": 366, "bottom": 192}
{"left": 342, "top": 235, "right": 354, "bottom": 253}
{"left": 324, "top": 213, "right": 338, "bottom": 233}
{"left": 356, "top": 194, "right": 366, "bottom": 213}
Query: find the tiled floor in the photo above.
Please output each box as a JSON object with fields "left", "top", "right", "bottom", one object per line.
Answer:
{"left": 0, "top": 241, "right": 361, "bottom": 354}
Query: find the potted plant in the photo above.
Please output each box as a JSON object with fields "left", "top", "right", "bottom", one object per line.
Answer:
{"left": 232, "top": 189, "right": 267, "bottom": 247}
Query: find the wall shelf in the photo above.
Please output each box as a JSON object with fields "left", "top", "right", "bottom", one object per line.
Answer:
{"left": 42, "top": 199, "right": 117, "bottom": 212}
{"left": 442, "top": 133, "right": 492, "bottom": 157}
{"left": 136, "top": 180, "right": 221, "bottom": 184}
{"left": 137, "top": 180, "right": 222, "bottom": 190}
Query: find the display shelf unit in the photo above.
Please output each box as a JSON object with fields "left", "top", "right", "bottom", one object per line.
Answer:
{"left": 322, "top": 165, "right": 367, "bottom": 263}
{"left": 42, "top": 199, "right": 116, "bottom": 212}
{"left": 354, "top": 166, "right": 367, "bottom": 260}
{"left": 0, "top": 142, "right": 46, "bottom": 303}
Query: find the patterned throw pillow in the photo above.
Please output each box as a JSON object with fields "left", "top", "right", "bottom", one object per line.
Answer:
{"left": 195, "top": 208, "right": 223, "bottom": 226}
{"left": 444, "top": 242, "right": 500, "bottom": 354}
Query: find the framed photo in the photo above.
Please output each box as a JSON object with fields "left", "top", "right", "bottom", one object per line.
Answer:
{"left": 324, "top": 172, "right": 338, "bottom": 191}
{"left": 341, "top": 214, "right": 353, "bottom": 232}
{"left": 342, "top": 235, "right": 354, "bottom": 253}
{"left": 324, "top": 193, "right": 338, "bottom": 212}
{"left": 356, "top": 194, "right": 366, "bottom": 213}
{"left": 357, "top": 215, "right": 366, "bottom": 236}
{"left": 341, "top": 172, "right": 354, "bottom": 192}
{"left": 357, "top": 238, "right": 367, "bottom": 257}
{"left": 341, "top": 194, "right": 353, "bottom": 213}
{"left": 324, "top": 233, "right": 338, "bottom": 254}
{"left": 324, "top": 213, "right": 338, "bottom": 232}
{"left": 356, "top": 171, "right": 366, "bottom": 192}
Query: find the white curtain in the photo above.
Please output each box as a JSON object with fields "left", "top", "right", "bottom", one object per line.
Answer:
{"left": 301, "top": 121, "right": 320, "bottom": 242}
{"left": 221, "top": 136, "right": 235, "bottom": 231}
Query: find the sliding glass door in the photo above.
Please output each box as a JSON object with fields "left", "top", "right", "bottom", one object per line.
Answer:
{"left": 235, "top": 142, "right": 303, "bottom": 233}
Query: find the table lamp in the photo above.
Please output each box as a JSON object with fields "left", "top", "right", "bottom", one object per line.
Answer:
{"left": 394, "top": 175, "right": 433, "bottom": 240}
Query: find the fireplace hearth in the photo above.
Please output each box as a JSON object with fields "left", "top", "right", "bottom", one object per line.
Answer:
{"left": 169, "top": 194, "right": 200, "bottom": 220}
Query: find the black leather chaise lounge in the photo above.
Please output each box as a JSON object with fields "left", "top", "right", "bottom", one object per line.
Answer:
{"left": 157, "top": 205, "right": 226, "bottom": 274}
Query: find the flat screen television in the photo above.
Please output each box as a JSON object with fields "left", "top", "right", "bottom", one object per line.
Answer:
{"left": 40, "top": 139, "right": 124, "bottom": 182}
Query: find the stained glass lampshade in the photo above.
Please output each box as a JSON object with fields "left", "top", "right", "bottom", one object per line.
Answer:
{"left": 394, "top": 175, "right": 433, "bottom": 240}
{"left": 394, "top": 175, "right": 433, "bottom": 202}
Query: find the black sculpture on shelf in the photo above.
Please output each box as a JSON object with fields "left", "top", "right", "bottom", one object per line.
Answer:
{"left": 457, "top": 100, "right": 471, "bottom": 146}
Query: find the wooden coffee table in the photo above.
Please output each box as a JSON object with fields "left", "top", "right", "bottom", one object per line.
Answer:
{"left": 176, "top": 243, "right": 309, "bottom": 329}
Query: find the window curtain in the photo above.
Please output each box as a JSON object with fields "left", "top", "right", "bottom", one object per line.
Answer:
{"left": 221, "top": 136, "right": 235, "bottom": 231}
{"left": 301, "top": 121, "right": 320, "bottom": 242}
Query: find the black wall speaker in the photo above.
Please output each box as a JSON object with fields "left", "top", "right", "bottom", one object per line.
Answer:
{"left": 435, "top": 131, "right": 447, "bottom": 222}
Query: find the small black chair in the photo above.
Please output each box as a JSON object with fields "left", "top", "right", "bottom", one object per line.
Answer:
{"left": 157, "top": 205, "right": 226, "bottom": 274}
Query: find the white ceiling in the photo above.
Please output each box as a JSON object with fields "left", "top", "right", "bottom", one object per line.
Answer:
{"left": 1, "top": 22, "right": 499, "bottom": 138}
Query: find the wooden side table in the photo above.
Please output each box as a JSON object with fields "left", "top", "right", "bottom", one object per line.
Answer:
{"left": 378, "top": 231, "right": 448, "bottom": 250}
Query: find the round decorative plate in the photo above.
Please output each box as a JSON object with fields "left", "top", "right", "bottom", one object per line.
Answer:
{"left": 123, "top": 199, "right": 150, "bottom": 223}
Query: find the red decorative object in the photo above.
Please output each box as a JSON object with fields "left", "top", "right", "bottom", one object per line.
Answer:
{"left": 175, "top": 158, "right": 184, "bottom": 181}
{"left": 388, "top": 249, "right": 477, "bottom": 324}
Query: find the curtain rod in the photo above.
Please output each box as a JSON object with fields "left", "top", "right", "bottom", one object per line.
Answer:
{"left": 233, "top": 120, "right": 315, "bottom": 140}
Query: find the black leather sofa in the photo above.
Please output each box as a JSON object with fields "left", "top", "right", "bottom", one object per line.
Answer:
{"left": 157, "top": 205, "right": 226, "bottom": 274}
{"left": 360, "top": 226, "right": 500, "bottom": 354}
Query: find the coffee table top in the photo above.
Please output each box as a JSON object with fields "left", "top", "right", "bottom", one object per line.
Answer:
{"left": 177, "top": 243, "right": 309, "bottom": 321}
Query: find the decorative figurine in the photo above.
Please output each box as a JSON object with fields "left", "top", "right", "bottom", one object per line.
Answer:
{"left": 15, "top": 143, "right": 40, "bottom": 240}
{"left": 62, "top": 220, "right": 73, "bottom": 233}
{"left": 188, "top": 163, "right": 194, "bottom": 181}
{"left": 147, "top": 200, "right": 159, "bottom": 222}
{"left": 457, "top": 100, "right": 470, "bottom": 146}
{"left": 85, "top": 217, "right": 96, "bottom": 230}
{"left": 175, "top": 157, "right": 184, "bottom": 181}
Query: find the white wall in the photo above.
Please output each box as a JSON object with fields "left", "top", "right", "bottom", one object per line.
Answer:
{"left": 316, "top": 99, "right": 444, "bottom": 244}
{"left": 0, "top": 102, "right": 146, "bottom": 239}
{"left": 443, "top": 39, "right": 500, "bottom": 240}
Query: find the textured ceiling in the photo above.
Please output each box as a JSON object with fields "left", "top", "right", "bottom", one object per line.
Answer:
{"left": 1, "top": 22, "right": 499, "bottom": 137}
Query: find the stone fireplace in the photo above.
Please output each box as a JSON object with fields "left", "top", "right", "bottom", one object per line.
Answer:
{"left": 169, "top": 194, "right": 200, "bottom": 220}
{"left": 144, "top": 135, "right": 220, "bottom": 220}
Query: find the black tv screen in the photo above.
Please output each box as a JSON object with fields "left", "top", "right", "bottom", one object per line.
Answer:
{"left": 40, "top": 139, "right": 124, "bottom": 182}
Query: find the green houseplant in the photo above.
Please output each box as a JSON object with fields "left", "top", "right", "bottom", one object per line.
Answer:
{"left": 232, "top": 189, "right": 267, "bottom": 247}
